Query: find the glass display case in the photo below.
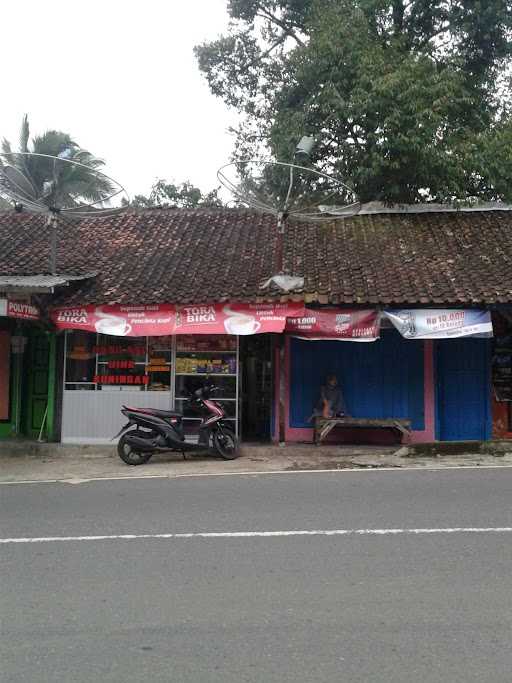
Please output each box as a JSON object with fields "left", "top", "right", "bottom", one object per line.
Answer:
{"left": 174, "top": 335, "right": 238, "bottom": 434}
{"left": 63, "top": 331, "right": 240, "bottom": 439}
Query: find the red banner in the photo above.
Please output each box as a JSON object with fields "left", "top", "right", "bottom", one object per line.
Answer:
{"left": 8, "top": 300, "right": 40, "bottom": 321}
{"left": 0, "top": 298, "right": 40, "bottom": 321}
{"left": 285, "top": 309, "right": 380, "bottom": 341}
{"left": 174, "top": 302, "right": 305, "bottom": 335}
{"left": 51, "top": 302, "right": 305, "bottom": 337}
{"left": 52, "top": 304, "right": 176, "bottom": 336}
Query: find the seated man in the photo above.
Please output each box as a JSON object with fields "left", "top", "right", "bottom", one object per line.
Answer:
{"left": 313, "top": 373, "right": 348, "bottom": 420}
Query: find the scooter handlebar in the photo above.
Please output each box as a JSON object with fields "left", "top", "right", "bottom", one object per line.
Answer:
{"left": 190, "top": 383, "right": 218, "bottom": 400}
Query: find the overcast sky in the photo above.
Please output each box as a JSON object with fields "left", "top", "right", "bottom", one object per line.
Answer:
{"left": 0, "top": 0, "right": 236, "bottom": 199}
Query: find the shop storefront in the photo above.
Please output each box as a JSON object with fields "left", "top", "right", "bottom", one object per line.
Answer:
{"left": 54, "top": 304, "right": 502, "bottom": 445}
{"left": 490, "top": 311, "right": 512, "bottom": 438}
{"left": 62, "top": 332, "right": 239, "bottom": 444}
{"left": 53, "top": 301, "right": 303, "bottom": 444}
{"left": 284, "top": 308, "right": 494, "bottom": 444}
{"left": 0, "top": 296, "right": 55, "bottom": 440}
{"left": 4, "top": 202, "right": 512, "bottom": 448}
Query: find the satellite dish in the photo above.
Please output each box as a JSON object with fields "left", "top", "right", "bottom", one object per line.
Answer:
{"left": 0, "top": 151, "right": 129, "bottom": 274}
{"left": 0, "top": 151, "right": 127, "bottom": 217}
{"left": 2, "top": 165, "right": 37, "bottom": 200}
{"left": 217, "top": 157, "right": 360, "bottom": 292}
{"left": 217, "top": 159, "right": 360, "bottom": 224}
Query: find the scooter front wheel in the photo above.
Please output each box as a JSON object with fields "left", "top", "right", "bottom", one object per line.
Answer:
{"left": 212, "top": 428, "right": 240, "bottom": 460}
{"left": 117, "top": 432, "right": 154, "bottom": 466}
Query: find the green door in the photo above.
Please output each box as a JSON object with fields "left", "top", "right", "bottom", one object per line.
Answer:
{"left": 24, "top": 331, "right": 50, "bottom": 438}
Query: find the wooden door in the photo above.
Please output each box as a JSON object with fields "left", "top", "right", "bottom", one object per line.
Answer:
{"left": 24, "top": 332, "right": 50, "bottom": 438}
{"left": 0, "top": 331, "right": 10, "bottom": 421}
{"left": 436, "top": 339, "right": 491, "bottom": 441}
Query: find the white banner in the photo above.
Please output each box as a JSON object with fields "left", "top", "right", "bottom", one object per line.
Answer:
{"left": 385, "top": 309, "right": 493, "bottom": 339}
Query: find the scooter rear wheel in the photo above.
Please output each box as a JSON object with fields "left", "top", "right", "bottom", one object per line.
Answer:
{"left": 213, "top": 428, "right": 239, "bottom": 460}
{"left": 117, "top": 432, "right": 153, "bottom": 466}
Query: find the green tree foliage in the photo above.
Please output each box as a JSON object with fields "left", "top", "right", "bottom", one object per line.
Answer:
{"left": 196, "top": 0, "right": 512, "bottom": 203}
{"left": 126, "top": 179, "right": 223, "bottom": 208}
{"left": 1, "top": 114, "right": 114, "bottom": 209}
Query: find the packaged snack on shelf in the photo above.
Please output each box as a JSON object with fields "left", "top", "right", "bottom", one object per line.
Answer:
{"left": 146, "top": 365, "right": 169, "bottom": 373}
{"left": 211, "top": 360, "right": 222, "bottom": 373}
{"left": 176, "top": 358, "right": 187, "bottom": 373}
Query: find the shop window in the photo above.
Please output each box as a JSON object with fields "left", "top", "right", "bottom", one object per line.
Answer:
{"left": 147, "top": 336, "right": 172, "bottom": 391}
{"left": 95, "top": 335, "right": 148, "bottom": 391}
{"left": 65, "top": 331, "right": 96, "bottom": 390}
{"left": 65, "top": 332, "right": 173, "bottom": 392}
{"left": 174, "top": 335, "right": 238, "bottom": 429}
{"left": 492, "top": 329, "right": 512, "bottom": 402}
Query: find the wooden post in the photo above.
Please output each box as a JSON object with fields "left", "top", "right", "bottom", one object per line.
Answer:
{"left": 272, "top": 337, "right": 280, "bottom": 443}
{"left": 46, "top": 332, "right": 57, "bottom": 441}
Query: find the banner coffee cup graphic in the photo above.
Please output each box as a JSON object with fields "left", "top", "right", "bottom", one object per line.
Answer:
{"left": 94, "top": 308, "right": 132, "bottom": 336}
{"left": 224, "top": 315, "right": 261, "bottom": 336}
{"left": 95, "top": 317, "right": 132, "bottom": 336}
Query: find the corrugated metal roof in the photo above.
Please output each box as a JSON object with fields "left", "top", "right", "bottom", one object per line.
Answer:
{"left": 0, "top": 274, "right": 95, "bottom": 292}
{"left": 328, "top": 202, "right": 512, "bottom": 216}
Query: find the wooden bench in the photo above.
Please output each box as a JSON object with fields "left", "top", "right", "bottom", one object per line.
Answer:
{"left": 314, "top": 417, "right": 412, "bottom": 444}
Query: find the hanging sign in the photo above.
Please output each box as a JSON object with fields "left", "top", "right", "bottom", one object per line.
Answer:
{"left": 285, "top": 309, "right": 380, "bottom": 341}
{"left": 52, "top": 304, "right": 176, "bottom": 336}
{"left": 174, "top": 302, "right": 305, "bottom": 335}
{"left": 0, "top": 298, "right": 40, "bottom": 321}
{"left": 52, "top": 302, "right": 305, "bottom": 336}
{"left": 384, "top": 309, "right": 493, "bottom": 339}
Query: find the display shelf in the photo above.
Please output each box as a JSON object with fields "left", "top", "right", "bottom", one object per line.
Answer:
{"left": 493, "top": 334, "right": 512, "bottom": 402}
{"left": 173, "top": 336, "right": 239, "bottom": 434}
{"left": 175, "top": 372, "right": 236, "bottom": 377}
{"left": 176, "top": 350, "right": 236, "bottom": 354}
{"left": 97, "top": 361, "right": 148, "bottom": 365}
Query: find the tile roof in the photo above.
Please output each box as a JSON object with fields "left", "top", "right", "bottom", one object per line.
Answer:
{"left": 0, "top": 207, "right": 511, "bottom": 306}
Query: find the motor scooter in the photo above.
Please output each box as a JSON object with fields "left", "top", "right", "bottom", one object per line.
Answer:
{"left": 114, "top": 382, "right": 239, "bottom": 465}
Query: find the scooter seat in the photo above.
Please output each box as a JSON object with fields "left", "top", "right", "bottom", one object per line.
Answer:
{"left": 124, "top": 406, "right": 183, "bottom": 419}
{"left": 149, "top": 409, "right": 183, "bottom": 419}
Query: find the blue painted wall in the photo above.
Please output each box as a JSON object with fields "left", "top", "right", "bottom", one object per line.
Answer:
{"left": 436, "top": 338, "right": 491, "bottom": 441}
{"left": 289, "top": 332, "right": 425, "bottom": 430}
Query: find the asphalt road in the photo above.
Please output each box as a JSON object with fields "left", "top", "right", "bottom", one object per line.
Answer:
{"left": 2, "top": 468, "right": 512, "bottom": 682}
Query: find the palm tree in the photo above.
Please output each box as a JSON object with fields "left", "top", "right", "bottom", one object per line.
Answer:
{"left": 0, "top": 114, "right": 114, "bottom": 210}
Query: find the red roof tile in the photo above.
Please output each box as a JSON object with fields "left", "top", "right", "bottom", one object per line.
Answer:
{"left": 0, "top": 207, "right": 511, "bottom": 306}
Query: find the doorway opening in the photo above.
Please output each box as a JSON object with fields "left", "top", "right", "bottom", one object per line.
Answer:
{"left": 240, "top": 335, "right": 273, "bottom": 441}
